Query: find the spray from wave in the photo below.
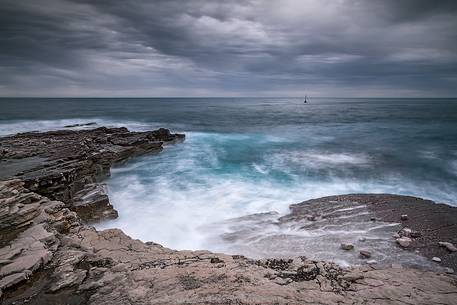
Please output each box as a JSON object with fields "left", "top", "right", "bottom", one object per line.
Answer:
{"left": 2, "top": 115, "right": 456, "bottom": 266}
{"left": 94, "top": 131, "right": 456, "bottom": 267}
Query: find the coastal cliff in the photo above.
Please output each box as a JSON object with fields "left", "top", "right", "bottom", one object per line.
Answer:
{"left": 1, "top": 127, "right": 456, "bottom": 305}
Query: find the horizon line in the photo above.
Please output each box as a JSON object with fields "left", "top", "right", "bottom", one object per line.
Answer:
{"left": 1, "top": 96, "right": 457, "bottom": 99}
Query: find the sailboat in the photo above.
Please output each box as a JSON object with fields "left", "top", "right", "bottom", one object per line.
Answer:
{"left": 304, "top": 95, "right": 308, "bottom": 103}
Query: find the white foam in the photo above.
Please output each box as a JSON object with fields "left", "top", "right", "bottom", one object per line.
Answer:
{"left": 96, "top": 132, "right": 456, "bottom": 259}
{"left": 267, "top": 150, "right": 371, "bottom": 171}
{"left": 2, "top": 118, "right": 454, "bottom": 267}
{"left": 97, "top": 172, "right": 304, "bottom": 250}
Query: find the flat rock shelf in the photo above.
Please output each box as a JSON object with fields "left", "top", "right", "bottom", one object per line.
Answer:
{"left": 1, "top": 127, "right": 456, "bottom": 305}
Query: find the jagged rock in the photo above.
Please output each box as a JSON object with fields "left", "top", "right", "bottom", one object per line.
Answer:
{"left": 72, "top": 183, "right": 118, "bottom": 222}
{"left": 0, "top": 127, "right": 184, "bottom": 221}
{"left": 438, "top": 242, "right": 457, "bottom": 252}
{"left": 0, "top": 272, "right": 30, "bottom": 291}
{"left": 1, "top": 184, "right": 456, "bottom": 305}
{"left": 49, "top": 264, "right": 87, "bottom": 292}
{"left": 0, "top": 223, "right": 56, "bottom": 278}
{"left": 445, "top": 267, "right": 454, "bottom": 274}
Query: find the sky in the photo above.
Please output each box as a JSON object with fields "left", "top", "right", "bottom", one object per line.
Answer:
{"left": 1, "top": 0, "right": 457, "bottom": 97}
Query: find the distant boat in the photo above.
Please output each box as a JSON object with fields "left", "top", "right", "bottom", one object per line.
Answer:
{"left": 304, "top": 95, "right": 308, "bottom": 103}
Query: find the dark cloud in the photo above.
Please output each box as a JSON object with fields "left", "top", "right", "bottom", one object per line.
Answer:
{"left": 0, "top": 0, "right": 456, "bottom": 97}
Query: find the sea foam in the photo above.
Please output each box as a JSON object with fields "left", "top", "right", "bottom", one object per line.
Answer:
{"left": 95, "top": 131, "right": 456, "bottom": 266}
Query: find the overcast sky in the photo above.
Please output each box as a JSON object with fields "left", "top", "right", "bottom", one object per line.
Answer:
{"left": 1, "top": 0, "right": 457, "bottom": 97}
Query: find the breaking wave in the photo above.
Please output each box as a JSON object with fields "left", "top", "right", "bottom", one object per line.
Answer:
{"left": 95, "top": 131, "right": 457, "bottom": 261}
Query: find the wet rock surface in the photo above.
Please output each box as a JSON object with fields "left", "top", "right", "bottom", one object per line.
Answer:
{"left": 0, "top": 127, "right": 184, "bottom": 222}
{"left": 283, "top": 194, "right": 457, "bottom": 270}
{"left": 1, "top": 127, "right": 457, "bottom": 304}
{"left": 305, "top": 194, "right": 457, "bottom": 270}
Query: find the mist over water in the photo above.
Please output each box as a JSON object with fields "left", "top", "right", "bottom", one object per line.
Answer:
{"left": 1, "top": 98, "right": 457, "bottom": 263}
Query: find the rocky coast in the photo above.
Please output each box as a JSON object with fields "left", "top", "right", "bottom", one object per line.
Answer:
{"left": 1, "top": 127, "right": 456, "bottom": 305}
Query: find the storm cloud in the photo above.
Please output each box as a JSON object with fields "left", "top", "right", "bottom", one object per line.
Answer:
{"left": 1, "top": 0, "right": 456, "bottom": 97}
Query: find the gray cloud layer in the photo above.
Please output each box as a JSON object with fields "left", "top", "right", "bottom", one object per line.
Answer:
{"left": 1, "top": 0, "right": 456, "bottom": 97}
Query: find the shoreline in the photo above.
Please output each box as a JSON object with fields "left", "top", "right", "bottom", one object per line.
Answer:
{"left": 1, "top": 127, "right": 456, "bottom": 304}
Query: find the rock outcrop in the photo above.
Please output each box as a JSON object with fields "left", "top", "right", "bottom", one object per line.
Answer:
{"left": 1, "top": 127, "right": 457, "bottom": 304}
{"left": 0, "top": 127, "right": 184, "bottom": 222}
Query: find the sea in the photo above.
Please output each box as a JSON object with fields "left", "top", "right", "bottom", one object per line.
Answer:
{"left": 1, "top": 97, "right": 456, "bottom": 265}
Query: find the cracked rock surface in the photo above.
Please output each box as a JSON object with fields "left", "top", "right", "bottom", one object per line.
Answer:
{"left": 0, "top": 127, "right": 184, "bottom": 222}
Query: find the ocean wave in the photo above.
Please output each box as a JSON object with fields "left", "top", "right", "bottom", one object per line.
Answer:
{"left": 3, "top": 117, "right": 457, "bottom": 263}
{"left": 265, "top": 150, "right": 371, "bottom": 174}
{"left": 96, "top": 131, "right": 457, "bottom": 256}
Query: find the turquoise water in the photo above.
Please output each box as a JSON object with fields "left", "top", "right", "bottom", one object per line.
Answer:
{"left": 1, "top": 98, "right": 457, "bottom": 257}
